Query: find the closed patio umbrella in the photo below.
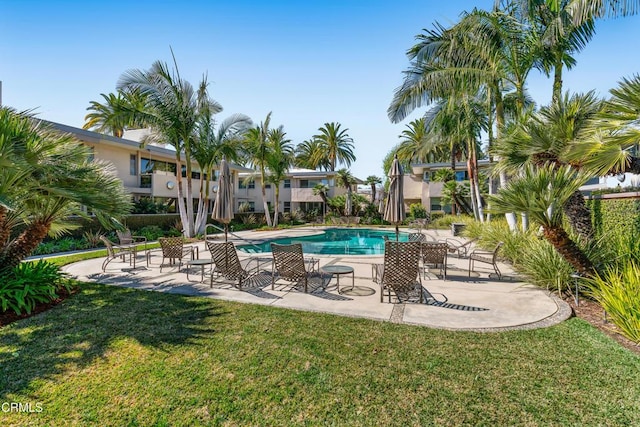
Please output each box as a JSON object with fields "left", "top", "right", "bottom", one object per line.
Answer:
{"left": 384, "top": 155, "right": 405, "bottom": 241}
{"left": 211, "top": 156, "right": 234, "bottom": 242}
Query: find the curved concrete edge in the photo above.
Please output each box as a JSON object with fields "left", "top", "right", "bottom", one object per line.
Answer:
{"left": 400, "top": 292, "right": 573, "bottom": 332}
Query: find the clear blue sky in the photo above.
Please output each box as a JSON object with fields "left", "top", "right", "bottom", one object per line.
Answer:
{"left": 2, "top": 0, "right": 640, "bottom": 180}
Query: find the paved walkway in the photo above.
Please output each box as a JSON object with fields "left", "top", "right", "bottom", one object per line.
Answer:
{"left": 62, "top": 227, "right": 571, "bottom": 332}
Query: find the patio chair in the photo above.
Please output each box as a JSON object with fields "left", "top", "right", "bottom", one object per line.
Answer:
{"left": 206, "top": 241, "right": 263, "bottom": 289}
{"left": 271, "top": 243, "right": 320, "bottom": 293}
{"left": 421, "top": 242, "right": 448, "bottom": 280}
{"left": 158, "top": 237, "right": 195, "bottom": 273}
{"left": 116, "top": 229, "right": 147, "bottom": 247}
{"left": 408, "top": 232, "right": 427, "bottom": 243}
{"left": 445, "top": 237, "right": 477, "bottom": 258}
{"left": 99, "top": 236, "right": 136, "bottom": 271}
{"left": 468, "top": 242, "right": 504, "bottom": 279}
{"left": 372, "top": 241, "right": 428, "bottom": 303}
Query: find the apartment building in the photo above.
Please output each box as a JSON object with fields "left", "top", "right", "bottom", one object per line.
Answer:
{"left": 406, "top": 159, "right": 606, "bottom": 214}
{"left": 235, "top": 168, "right": 357, "bottom": 214}
{"left": 48, "top": 122, "right": 251, "bottom": 210}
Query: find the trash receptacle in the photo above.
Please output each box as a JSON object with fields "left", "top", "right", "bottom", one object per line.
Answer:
{"left": 451, "top": 223, "right": 466, "bottom": 236}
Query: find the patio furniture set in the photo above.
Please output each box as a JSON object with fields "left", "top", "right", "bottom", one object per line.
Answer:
{"left": 100, "top": 230, "right": 503, "bottom": 304}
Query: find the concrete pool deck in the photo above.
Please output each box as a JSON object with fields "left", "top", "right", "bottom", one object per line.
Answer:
{"left": 62, "top": 226, "right": 572, "bottom": 332}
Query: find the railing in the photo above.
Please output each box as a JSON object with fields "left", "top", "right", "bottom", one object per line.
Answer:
{"left": 204, "top": 224, "right": 263, "bottom": 251}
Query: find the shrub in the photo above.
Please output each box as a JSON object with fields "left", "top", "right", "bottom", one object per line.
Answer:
{"left": 584, "top": 261, "right": 640, "bottom": 344}
{"left": 137, "top": 225, "right": 165, "bottom": 241}
{"left": 516, "top": 237, "right": 574, "bottom": 292}
{"left": 431, "top": 214, "right": 473, "bottom": 230}
{"left": 409, "top": 203, "right": 428, "bottom": 219}
{"left": 0, "top": 261, "right": 72, "bottom": 315}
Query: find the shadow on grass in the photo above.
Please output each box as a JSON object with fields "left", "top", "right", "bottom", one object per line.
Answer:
{"left": 0, "top": 282, "right": 223, "bottom": 400}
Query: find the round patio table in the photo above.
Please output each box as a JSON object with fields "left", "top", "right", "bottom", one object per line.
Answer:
{"left": 321, "top": 265, "right": 355, "bottom": 294}
{"left": 186, "top": 258, "right": 213, "bottom": 283}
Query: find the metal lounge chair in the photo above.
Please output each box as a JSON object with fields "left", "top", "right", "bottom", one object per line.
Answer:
{"left": 206, "top": 241, "right": 263, "bottom": 289}
{"left": 468, "top": 242, "right": 504, "bottom": 279}
{"left": 158, "top": 237, "right": 195, "bottom": 273}
{"left": 372, "top": 241, "right": 428, "bottom": 303}
{"left": 99, "top": 235, "right": 136, "bottom": 271}
{"left": 445, "top": 237, "right": 477, "bottom": 258}
{"left": 270, "top": 243, "right": 320, "bottom": 293}
{"left": 421, "top": 242, "right": 448, "bottom": 280}
{"left": 116, "top": 229, "right": 147, "bottom": 248}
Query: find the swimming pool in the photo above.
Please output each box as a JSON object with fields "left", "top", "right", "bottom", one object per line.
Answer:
{"left": 237, "top": 228, "right": 409, "bottom": 255}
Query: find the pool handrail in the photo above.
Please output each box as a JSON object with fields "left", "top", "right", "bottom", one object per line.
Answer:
{"left": 205, "top": 224, "right": 262, "bottom": 251}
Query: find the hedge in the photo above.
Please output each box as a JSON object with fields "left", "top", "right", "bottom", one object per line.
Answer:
{"left": 588, "top": 197, "right": 640, "bottom": 237}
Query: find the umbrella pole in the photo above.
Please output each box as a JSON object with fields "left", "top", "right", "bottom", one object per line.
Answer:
{"left": 395, "top": 225, "right": 399, "bottom": 241}
{"left": 224, "top": 224, "right": 228, "bottom": 242}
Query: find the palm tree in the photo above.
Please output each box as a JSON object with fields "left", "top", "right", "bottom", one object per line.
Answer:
{"left": 364, "top": 175, "right": 382, "bottom": 204}
{"left": 191, "top": 111, "right": 252, "bottom": 234}
{"left": 567, "top": 75, "right": 640, "bottom": 176}
{"left": 266, "top": 127, "right": 294, "bottom": 227}
{"left": 313, "top": 122, "right": 356, "bottom": 171}
{"left": 0, "top": 108, "right": 131, "bottom": 270}
{"left": 489, "top": 164, "right": 594, "bottom": 276}
{"left": 336, "top": 169, "right": 356, "bottom": 216}
{"left": 313, "top": 183, "right": 329, "bottom": 220}
{"left": 395, "top": 117, "right": 451, "bottom": 165}
{"left": 117, "top": 55, "right": 221, "bottom": 237}
{"left": 295, "top": 139, "right": 330, "bottom": 170}
{"left": 493, "top": 91, "right": 602, "bottom": 240}
{"left": 83, "top": 89, "right": 147, "bottom": 137}
{"left": 388, "top": 6, "right": 536, "bottom": 227}
{"left": 244, "top": 112, "right": 274, "bottom": 227}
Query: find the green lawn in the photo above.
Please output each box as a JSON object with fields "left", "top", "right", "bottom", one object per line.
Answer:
{"left": 1, "top": 283, "right": 639, "bottom": 426}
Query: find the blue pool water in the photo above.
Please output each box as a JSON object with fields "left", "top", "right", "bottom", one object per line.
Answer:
{"left": 237, "top": 228, "right": 409, "bottom": 255}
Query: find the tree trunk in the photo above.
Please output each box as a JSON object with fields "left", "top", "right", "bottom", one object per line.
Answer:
{"left": 552, "top": 54, "right": 563, "bottom": 105}
{"left": 542, "top": 225, "right": 594, "bottom": 277}
{"left": 1, "top": 220, "right": 50, "bottom": 269}
{"left": 273, "top": 187, "right": 280, "bottom": 227}
{"left": 563, "top": 190, "right": 593, "bottom": 241}
{"left": 175, "top": 156, "right": 189, "bottom": 237}
{"left": 184, "top": 156, "right": 195, "bottom": 237}
{"left": 0, "top": 205, "right": 10, "bottom": 251}
{"left": 494, "top": 82, "right": 517, "bottom": 230}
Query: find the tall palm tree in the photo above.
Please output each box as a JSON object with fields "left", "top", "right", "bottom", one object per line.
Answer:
{"left": 388, "top": 6, "right": 536, "bottom": 227}
{"left": 191, "top": 111, "right": 252, "bottom": 234}
{"left": 294, "top": 138, "right": 330, "bottom": 170}
{"left": 266, "top": 127, "right": 295, "bottom": 227}
{"left": 0, "top": 108, "right": 131, "bottom": 270}
{"left": 489, "top": 164, "right": 594, "bottom": 276}
{"left": 244, "top": 112, "right": 274, "bottom": 227}
{"left": 336, "top": 169, "right": 356, "bottom": 216}
{"left": 395, "top": 118, "right": 450, "bottom": 165}
{"left": 117, "top": 55, "right": 221, "bottom": 237}
{"left": 313, "top": 122, "right": 356, "bottom": 171}
{"left": 83, "top": 89, "right": 147, "bottom": 137}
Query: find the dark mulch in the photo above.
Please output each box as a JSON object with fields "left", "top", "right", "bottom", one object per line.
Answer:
{"left": 1, "top": 287, "right": 639, "bottom": 356}
{"left": 0, "top": 287, "right": 79, "bottom": 327}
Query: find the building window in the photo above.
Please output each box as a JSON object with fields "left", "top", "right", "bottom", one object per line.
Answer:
{"left": 284, "top": 201, "right": 291, "bottom": 213}
{"left": 87, "top": 147, "right": 95, "bottom": 162}
{"left": 455, "top": 171, "right": 467, "bottom": 181}
{"left": 300, "top": 179, "right": 329, "bottom": 189}
{"left": 239, "top": 179, "right": 255, "bottom": 189}
{"left": 192, "top": 171, "right": 201, "bottom": 180}
{"left": 130, "top": 154, "right": 137, "bottom": 175}
{"left": 284, "top": 179, "right": 291, "bottom": 188}
{"left": 265, "top": 183, "right": 271, "bottom": 189}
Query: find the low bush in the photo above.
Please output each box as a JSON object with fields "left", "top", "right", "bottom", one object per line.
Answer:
{"left": 0, "top": 260, "right": 72, "bottom": 315}
{"left": 137, "top": 225, "right": 165, "bottom": 241}
{"left": 430, "top": 214, "right": 473, "bottom": 229}
{"left": 584, "top": 261, "right": 640, "bottom": 344}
